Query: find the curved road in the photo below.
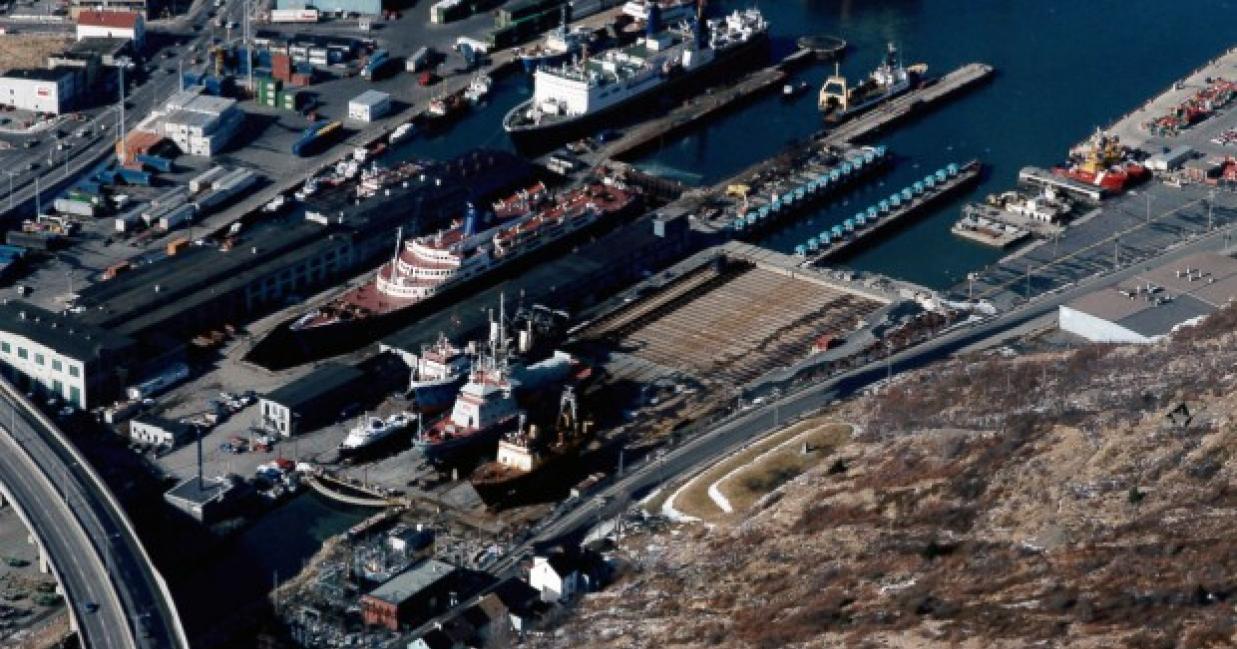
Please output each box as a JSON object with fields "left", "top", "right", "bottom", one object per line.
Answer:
{"left": 0, "top": 378, "right": 187, "bottom": 648}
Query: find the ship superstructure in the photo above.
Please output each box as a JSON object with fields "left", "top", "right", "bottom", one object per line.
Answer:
{"left": 503, "top": 6, "right": 768, "bottom": 143}
{"left": 818, "top": 42, "right": 924, "bottom": 118}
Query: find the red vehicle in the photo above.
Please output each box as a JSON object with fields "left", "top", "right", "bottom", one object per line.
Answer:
{"left": 418, "top": 71, "right": 438, "bottom": 87}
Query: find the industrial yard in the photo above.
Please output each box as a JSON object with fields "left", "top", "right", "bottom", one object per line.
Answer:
{"left": 0, "top": 1, "right": 1230, "bottom": 649}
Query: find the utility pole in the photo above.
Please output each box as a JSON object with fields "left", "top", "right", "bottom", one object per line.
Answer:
{"left": 1025, "top": 263, "right": 1032, "bottom": 299}
{"left": 1113, "top": 237, "right": 1119, "bottom": 269}
{"left": 117, "top": 66, "right": 126, "bottom": 163}
{"left": 6, "top": 171, "right": 15, "bottom": 209}
{"left": 33, "top": 176, "right": 41, "bottom": 217}
{"left": 1208, "top": 190, "right": 1216, "bottom": 231}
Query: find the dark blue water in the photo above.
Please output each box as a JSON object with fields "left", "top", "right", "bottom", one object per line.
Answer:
{"left": 395, "top": 1, "right": 1234, "bottom": 289}
{"left": 631, "top": 0, "right": 1237, "bottom": 288}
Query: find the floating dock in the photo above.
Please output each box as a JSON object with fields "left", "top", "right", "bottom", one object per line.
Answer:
{"left": 797, "top": 35, "right": 847, "bottom": 61}
{"left": 800, "top": 160, "right": 983, "bottom": 264}
{"left": 821, "top": 63, "right": 995, "bottom": 147}
{"left": 721, "top": 144, "right": 891, "bottom": 237}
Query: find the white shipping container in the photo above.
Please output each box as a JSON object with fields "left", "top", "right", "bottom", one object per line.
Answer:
{"left": 158, "top": 203, "right": 196, "bottom": 232}
{"left": 189, "top": 166, "right": 227, "bottom": 193}
{"left": 269, "top": 8, "right": 319, "bottom": 22}
{"left": 211, "top": 168, "right": 250, "bottom": 190}
{"left": 54, "top": 198, "right": 95, "bottom": 217}
{"left": 126, "top": 363, "right": 191, "bottom": 401}
{"left": 217, "top": 172, "right": 257, "bottom": 193}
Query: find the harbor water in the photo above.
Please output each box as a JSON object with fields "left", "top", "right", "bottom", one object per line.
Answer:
{"left": 174, "top": 492, "right": 370, "bottom": 634}
{"left": 397, "top": 0, "right": 1236, "bottom": 290}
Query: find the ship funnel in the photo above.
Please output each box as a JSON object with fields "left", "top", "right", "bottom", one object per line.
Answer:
{"left": 646, "top": 2, "right": 661, "bottom": 36}
{"left": 518, "top": 328, "right": 533, "bottom": 354}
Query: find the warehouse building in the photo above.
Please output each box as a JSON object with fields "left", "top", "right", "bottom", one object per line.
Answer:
{"left": 258, "top": 363, "right": 366, "bottom": 436}
{"left": 69, "top": 150, "right": 529, "bottom": 345}
{"left": 159, "top": 88, "right": 243, "bottom": 157}
{"left": 361, "top": 559, "right": 461, "bottom": 630}
{"left": 76, "top": 10, "right": 145, "bottom": 49}
{"left": 276, "top": 0, "right": 381, "bottom": 16}
{"left": 0, "top": 68, "right": 78, "bottom": 115}
{"left": 0, "top": 301, "right": 134, "bottom": 408}
{"left": 164, "top": 475, "right": 246, "bottom": 523}
{"left": 347, "top": 89, "right": 389, "bottom": 122}
{"left": 1059, "top": 252, "right": 1237, "bottom": 344}
{"left": 69, "top": 0, "right": 147, "bottom": 18}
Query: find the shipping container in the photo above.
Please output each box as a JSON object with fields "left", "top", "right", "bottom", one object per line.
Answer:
{"left": 270, "top": 8, "right": 319, "bottom": 22}
{"left": 7, "top": 230, "right": 59, "bottom": 251}
{"left": 158, "top": 204, "right": 196, "bottom": 232}
{"left": 102, "top": 260, "right": 131, "bottom": 280}
{"left": 53, "top": 198, "right": 95, "bottom": 218}
{"left": 115, "top": 168, "right": 151, "bottom": 186}
{"left": 114, "top": 206, "right": 145, "bottom": 233}
{"left": 136, "top": 154, "right": 174, "bottom": 173}
{"left": 189, "top": 166, "right": 227, "bottom": 193}
{"left": 166, "top": 238, "right": 191, "bottom": 255}
{"left": 126, "top": 363, "right": 190, "bottom": 401}
{"left": 406, "top": 46, "right": 431, "bottom": 73}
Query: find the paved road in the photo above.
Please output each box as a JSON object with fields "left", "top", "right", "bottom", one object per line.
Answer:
{"left": 504, "top": 215, "right": 1237, "bottom": 560}
{"left": 0, "top": 378, "right": 187, "bottom": 649}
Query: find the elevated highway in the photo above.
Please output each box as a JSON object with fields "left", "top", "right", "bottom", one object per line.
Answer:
{"left": 0, "top": 377, "right": 187, "bottom": 649}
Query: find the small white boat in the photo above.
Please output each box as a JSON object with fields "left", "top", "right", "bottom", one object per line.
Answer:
{"left": 464, "top": 73, "right": 492, "bottom": 104}
{"left": 388, "top": 122, "right": 415, "bottom": 145}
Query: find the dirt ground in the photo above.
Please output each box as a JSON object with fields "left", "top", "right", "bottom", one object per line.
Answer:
{"left": 0, "top": 35, "right": 72, "bottom": 72}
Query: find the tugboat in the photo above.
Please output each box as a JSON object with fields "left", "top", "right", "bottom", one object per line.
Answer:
{"left": 818, "top": 42, "right": 926, "bottom": 120}
{"left": 407, "top": 333, "right": 471, "bottom": 416}
{"left": 428, "top": 92, "right": 467, "bottom": 122}
{"left": 338, "top": 411, "right": 413, "bottom": 460}
{"left": 470, "top": 386, "right": 593, "bottom": 505}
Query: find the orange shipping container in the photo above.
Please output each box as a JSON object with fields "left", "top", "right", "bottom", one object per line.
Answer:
{"left": 102, "top": 260, "right": 131, "bottom": 280}
{"left": 166, "top": 238, "right": 191, "bottom": 256}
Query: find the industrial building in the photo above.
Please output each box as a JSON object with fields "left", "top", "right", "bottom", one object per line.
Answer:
{"left": 360, "top": 558, "right": 461, "bottom": 630}
{"left": 48, "top": 38, "right": 131, "bottom": 90}
{"left": 69, "top": 0, "right": 147, "bottom": 18}
{"left": 1145, "top": 145, "right": 1194, "bottom": 172}
{"left": 1059, "top": 252, "right": 1237, "bottom": 343}
{"left": 0, "top": 68, "right": 78, "bottom": 115}
{"left": 158, "top": 88, "right": 243, "bottom": 157}
{"left": 347, "top": 89, "right": 390, "bottom": 122}
{"left": 75, "top": 10, "right": 145, "bottom": 49}
{"left": 258, "top": 363, "right": 365, "bottom": 436}
{"left": 0, "top": 301, "right": 134, "bottom": 409}
{"left": 70, "top": 150, "right": 529, "bottom": 346}
{"left": 276, "top": 0, "right": 381, "bottom": 16}
{"left": 163, "top": 475, "right": 246, "bottom": 523}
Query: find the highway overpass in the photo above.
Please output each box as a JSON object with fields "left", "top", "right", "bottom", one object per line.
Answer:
{"left": 0, "top": 377, "right": 187, "bottom": 649}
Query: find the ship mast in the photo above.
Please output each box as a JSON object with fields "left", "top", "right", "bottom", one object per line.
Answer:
{"left": 391, "top": 226, "right": 403, "bottom": 271}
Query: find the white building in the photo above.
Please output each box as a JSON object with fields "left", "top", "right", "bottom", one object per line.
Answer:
{"left": 76, "top": 10, "right": 145, "bottom": 49}
{"left": 1060, "top": 252, "right": 1237, "bottom": 344}
{"left": 347, "top": 89, "right": 390, "bottom": 122}
{"left": 529, "top": 554, "right": 582, "bottom": 603}
{"left": 0, "top": 68, "right": 78, "bottom": 115}
{"left": 159, "top": 88, "right": 243, "bottom": 157}
{"left": 0, "top": 301, "right": 134, "bottom": 408}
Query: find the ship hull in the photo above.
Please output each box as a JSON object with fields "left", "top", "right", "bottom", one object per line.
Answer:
{"left": 504, "top": 33, "right": 769, "bottom": 154}
{"left": 470, "top": 445, "right": 583, "bottom": 507}
{"left": 409, "top": 375, "right": 467, "bottom": 415}
{"left": 822, "top": 79, "right": 915, "bottom": 123}
{"left": 337, "top": 428, "right": 410, "bottom": 461}
{"left": 264, "top": 196, "right": 642, "bottom": 362}
{"left": 416, "top": 420, "right": 516, "bottom": 466}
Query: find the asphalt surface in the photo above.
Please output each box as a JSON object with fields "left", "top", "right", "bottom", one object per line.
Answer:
{"left": 0, "top": 378, "right": 187, "bottom": 648}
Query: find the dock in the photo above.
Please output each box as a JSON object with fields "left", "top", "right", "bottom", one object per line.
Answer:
{"left": 573, "top": 48, "right": 816, "bottom": 167}
{"left": 820, "top": 63, "right": 995, "bottom": 147}
{"left": 800, "top": 160, "right": 983, "bottom": 264}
